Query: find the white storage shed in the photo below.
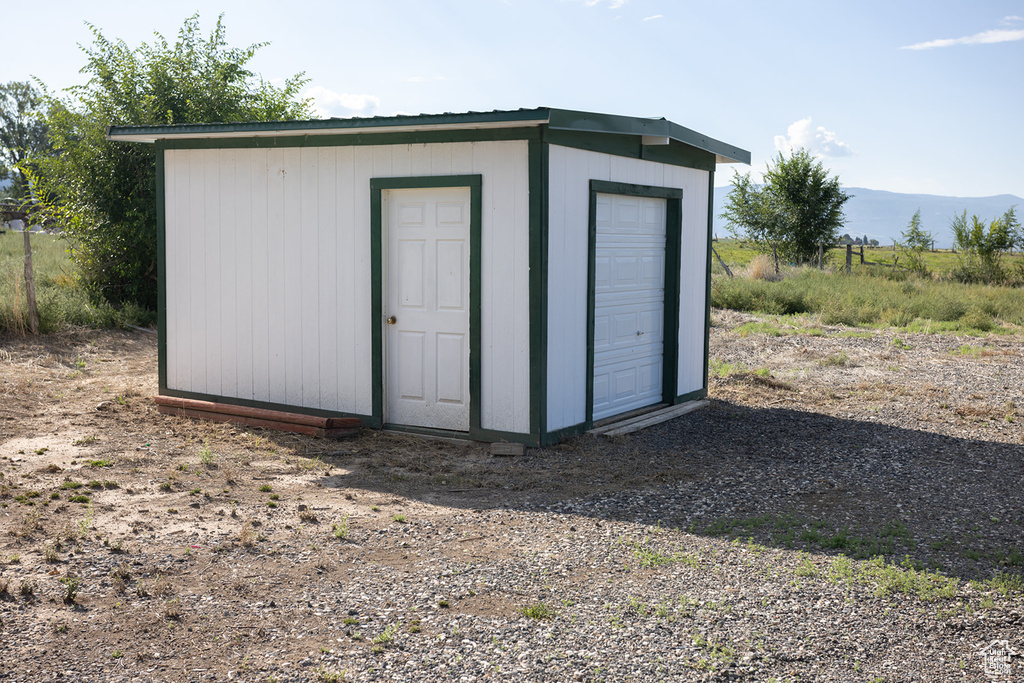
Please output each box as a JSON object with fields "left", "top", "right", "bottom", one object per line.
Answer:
{"left": 109, "top": 108, "right": 749, "bottom": 446}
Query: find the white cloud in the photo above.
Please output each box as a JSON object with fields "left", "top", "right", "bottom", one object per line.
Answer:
{"left": 643, "top": 14, "right": 663, "bottom": 21}
{"left": 303, "top": 86, "right": 381, "bottom": 118}
{"left": 584, "top": 0, "right": 629, "bottom": 7}
{"left": 1001, "top": 15, "right": 1024, "bottom": 25}
{"left": 774, "top": 118, "right": 852, "bottom": 158}
{"left": 901, "top": 28, "right": 1024, "bottom": 50}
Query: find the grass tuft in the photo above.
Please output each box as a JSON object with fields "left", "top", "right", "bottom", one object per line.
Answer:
{"left": 521, "top": 602, "right": 557, "bottom": 620}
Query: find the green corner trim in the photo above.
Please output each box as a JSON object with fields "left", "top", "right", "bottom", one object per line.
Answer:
{"left": 528, "top": 139, "right": 549, "bottom": 443}
{"left": 674, "top": 387, "right": 708, "bottom": 405}
{"left": 156, "top": 147, "right": 168, "bottom": 394}
{"left": 703, "top": 170, "right": 716, "bottom": 394}
{"left": 543, "top": 423, "right": 589, "bottom": 446}
{"left": 370, "top": 175, "right": 483, "bottom": 435}
{"left": 471, "top": 427, "right": 540, "bottom": 447}
{"left": 663, "top": 198, "right": 683, "bottom": 402}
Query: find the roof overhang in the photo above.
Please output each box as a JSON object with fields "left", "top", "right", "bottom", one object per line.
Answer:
{"left": 107, "top": 107, "right": 750, "bottom": 165}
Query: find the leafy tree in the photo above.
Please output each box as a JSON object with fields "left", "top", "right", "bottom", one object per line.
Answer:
{"left": 899, "top": 209, "right": 933, "bottom": 276}
{"left": 950, "top": 207, "right": 1018, "bottom": 284}
{"left": 29, "top": 14, "right": 313, "bottom": 309}
{"left": 0, "top": 81, "right": 49, "bottom": 201}
{"left": 721, "top": 149, "right": 851, "bottom": 266}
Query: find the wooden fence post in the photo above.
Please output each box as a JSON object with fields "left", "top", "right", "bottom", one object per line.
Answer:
{"left": 818, "top": 243, "right": 824, "bottom": 269}
{"left": 21, "top": 222, "right": 40, "bottom": 335}
{"left": 845, "top": 244, "right": 852, "bottom": 273}
{"left": 859, "top": 245, "right": 864, "bottom": 264}
{"left": 711, "top": 246, "right": 733, "bottom": 278}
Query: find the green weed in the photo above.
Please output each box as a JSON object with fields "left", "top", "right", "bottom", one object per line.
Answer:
{"left": 332, "top": 516, "right": 350, "bottom": 540}
{"left": 521, "top": 602, "right": 557, "bottom": 620}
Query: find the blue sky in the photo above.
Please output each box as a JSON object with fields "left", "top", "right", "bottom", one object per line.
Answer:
{"left": 5, "top": 0, "right": 1023, "bottom": 198}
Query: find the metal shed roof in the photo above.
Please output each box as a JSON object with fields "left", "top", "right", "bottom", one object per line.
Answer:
{"left": 107, "top": 107, "right": 750, "bottom": 165}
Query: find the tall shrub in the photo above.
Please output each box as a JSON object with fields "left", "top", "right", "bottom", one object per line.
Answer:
{"left": 721, "top": 149, "right": 851, "bottom": 266}
{"left": 899, "top": 209, "right": 933, "bottom": 276}
{"left": 30, "top": 14, "right": 313, "bottom": 309}
{"left": 950, "top": 207, "right": 1019, "bottom": 285}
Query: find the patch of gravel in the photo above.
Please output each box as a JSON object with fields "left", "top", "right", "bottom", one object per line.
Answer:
{"left": 1, "top": 319, "right": 1022, "bottom": 681}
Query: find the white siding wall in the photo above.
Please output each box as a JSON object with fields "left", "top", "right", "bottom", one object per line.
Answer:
{"left": 164, "top": 141, "right": 531, "bottom": 433}
{"left": 546, "top": 145, "right": 710, "bottom": 431}
{"left": 676, "top": 167, "right": 711, "bottom": 399}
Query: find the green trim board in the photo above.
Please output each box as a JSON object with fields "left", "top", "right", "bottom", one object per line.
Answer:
{"left": 545, "top": 109, "right": 749, "bottom": 164}
{"left": 152, "top": 127, "right": 716, "bottom": 173}
{"left": 663, "top": 197, "right": 683, "bottom": 399}
{"left": 113, "top": 107, "right": 749, "bottom": 164}
{"left": 156, "top": 148, "right": 167, "bottom": 395}
{"left": 112, "top": 109, "right": 552, "bottom": 142}
{"left": 369, "top": 175, "right": 493, "bottom": 440}
{"left": 545, "top": 129, "right": 717, "bottom": 172}
{"left": 544, "top": 423, "right": 590, "bottom": 444}
{"left": 675, "top": 387, "right": 708, "bottom": 405}
{"left": 703, "top": 170, "right": 716, "bottom": 396}
{"left": 529, "top": 139, "right": 549, "bottom": 445}
{"left": 154, "top": 127, "right": 541, "bottom": 151}
{"left": 585, "top": 180, "right": 685, "bottom": 428}
{"left": 466, "top": 426, "right": 538, "bottom": 446}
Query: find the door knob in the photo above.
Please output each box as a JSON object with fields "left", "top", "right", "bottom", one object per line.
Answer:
{"left": 386, "top": 315, "right": 397, "bottom": 325}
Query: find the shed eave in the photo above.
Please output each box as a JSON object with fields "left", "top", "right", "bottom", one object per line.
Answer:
{"left": 545, "top": 109, "right": 750, "bottom": 165}
{"left": 106, "top": 106, "right": 751, "bottom": 164}
{"left": 107, "top": 118, "right": 550, "bottom": 144}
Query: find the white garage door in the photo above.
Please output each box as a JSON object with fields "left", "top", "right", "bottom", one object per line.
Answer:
{"left": 592, "top": 193, "right": 666, "bottom": 421}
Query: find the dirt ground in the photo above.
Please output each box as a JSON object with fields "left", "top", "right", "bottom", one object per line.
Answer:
{"left": 0, "top": 318, "right": 1021, "bottom": 682}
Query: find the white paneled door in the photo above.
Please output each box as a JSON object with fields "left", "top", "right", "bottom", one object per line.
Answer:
{"left": 385, "top": 187, "right": 471, "bottom": 431}
{"left": 592, "top": 193, "right": 666, "bottom": 421}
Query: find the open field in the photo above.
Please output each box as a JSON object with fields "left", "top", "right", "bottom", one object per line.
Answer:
{"left": 1, "top": 319, "right": 1022, "bottom": 681}
{"left": 709, "top": 255, "right": 1024, "bottom": 333}
{"left": 0, "top": 232, "right": 152, "bottom": 335}
{"left": 711, "top": 238, "right": 1024, "bottom": 276}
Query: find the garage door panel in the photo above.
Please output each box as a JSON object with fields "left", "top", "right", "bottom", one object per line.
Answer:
{"left": 597, "top": 348, "right": 664, "bottom": 366}
{"left": 593, "top": 314, "right": 610, "bottom": 348}
{"left": 640, "top": 255, "right": 664, "bottom": 287}
{"left": 593, "top": 355, "right": 664, "bottom": 418}
{"left": 643, "top": 203, "right": 664, "bottom": 228}
{"left": 593, "top": 193, "right": 667, "bottom": 421}
{"left": 609, "top": 256, "right": 639, "bottom": 289}
{"left": 612, "top": 198, "right": 640, "bottom": 228}
{"left": 597, "top": 251, "right": 664, "bottom": 292}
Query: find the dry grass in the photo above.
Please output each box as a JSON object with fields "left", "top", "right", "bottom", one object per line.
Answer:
{"left": 745, "top": 254, "right": 781, "bottom": 281}
{"left": 954, "top": 404, "right": 1012, "bottom": 421}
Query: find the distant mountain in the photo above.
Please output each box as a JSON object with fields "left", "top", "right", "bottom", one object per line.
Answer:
{"left": 712, "top": 186, "right": 1022, "bottom": 249}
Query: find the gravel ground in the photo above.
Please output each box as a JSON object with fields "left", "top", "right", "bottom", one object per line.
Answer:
{"left": 0, "top": 314, "right": 1022, "bottom": 682}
